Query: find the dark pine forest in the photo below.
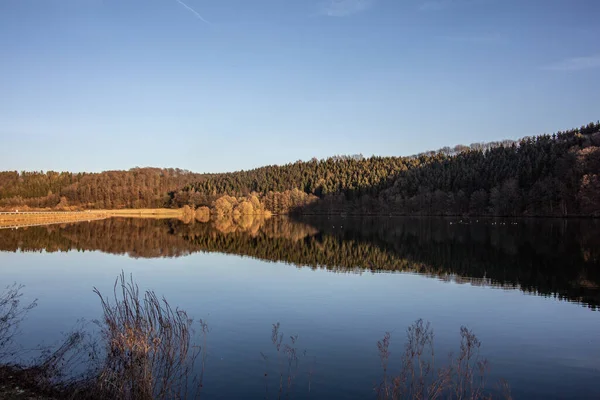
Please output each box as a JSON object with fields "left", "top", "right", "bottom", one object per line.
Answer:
{"left": 1, "top": 122, "right": 599, "bottom": 216}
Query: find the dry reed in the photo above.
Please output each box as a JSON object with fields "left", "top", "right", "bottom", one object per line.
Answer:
{"left": 0, "top": 283, "right": 37, "bottom": 362}
{"left": 92, "top": 272, "right": 204, "bottom": 400}
{"left": 377, "top": 319, "right": 511, "bottom": 400}
{"left": 261, "top": 322, "right": 311, "bottom": 400}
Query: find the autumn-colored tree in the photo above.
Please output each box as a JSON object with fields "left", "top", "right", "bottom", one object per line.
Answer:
{"left": 195, "top": 206, "right": 210, "bottom": 223}
{"left": 235, "top": 200, "right": 254, "bottom": 216}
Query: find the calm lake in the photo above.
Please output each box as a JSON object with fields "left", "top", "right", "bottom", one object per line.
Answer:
{"left": 1, "top": 216, "right": 599, "bottom": 399}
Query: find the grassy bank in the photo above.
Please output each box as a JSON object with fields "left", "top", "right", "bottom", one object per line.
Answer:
{"left": 0, "top": 212, "right": 108, "bottom": 228}
{"left": 103, "top": 209, "right": 185, "bottom": 218}
{"left": 0, "top": 209, "right": 187, "bottom": 228}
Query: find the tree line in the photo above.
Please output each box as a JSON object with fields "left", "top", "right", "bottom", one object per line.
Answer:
{"left": 1, "top": 122, "right": 599, "bottom": 216}
{"left": 172, "top": 122, "right": 600, "bottom": 216}
{"left": 0, "top": 168, "right": 206, "bottom": 210}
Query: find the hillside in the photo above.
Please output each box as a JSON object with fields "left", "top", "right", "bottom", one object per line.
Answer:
{"left": 172, "top": 122, "right": 600, "bottom": 216}
{"left": 0, "top": 167, "right": 206, "bottom": 210}
{"left": 1, "top": 122, "right": 599, "bottom": 216}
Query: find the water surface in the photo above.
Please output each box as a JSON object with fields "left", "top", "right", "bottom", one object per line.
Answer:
{"left": 1, "top": 216, "right": 599, "bottom": 399}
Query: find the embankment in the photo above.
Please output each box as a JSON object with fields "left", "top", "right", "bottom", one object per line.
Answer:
{"left": 0, "top": 209, "right": 186, "bottom": 228}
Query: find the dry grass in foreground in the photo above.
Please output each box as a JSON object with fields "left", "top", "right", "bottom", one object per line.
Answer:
{"left": 376, "top": 320, "right": 512, "bottom": 400}
{"left": 0, "top": 275, "right": 208, "bottom": 400}
{"left": 1, "top": 275, "right": 511, "bottom": 400}
{"left": 92, "top": 272, "right": 206, "bottom": 400}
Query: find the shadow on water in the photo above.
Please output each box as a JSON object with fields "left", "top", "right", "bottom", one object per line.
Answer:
{"left": 0, "top": 215, "right": 599, "bottom": 309}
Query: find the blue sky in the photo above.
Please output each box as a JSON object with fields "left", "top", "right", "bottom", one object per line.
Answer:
{"left": 1, "top": 0, "right": 599, "bottom": 173}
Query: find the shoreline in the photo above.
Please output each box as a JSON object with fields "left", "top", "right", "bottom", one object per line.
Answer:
{"left": 0, "top": 209, "right": 186, "bottom": 228}
{"left": 1, "top": 208, "right": 598, "bottom": 229}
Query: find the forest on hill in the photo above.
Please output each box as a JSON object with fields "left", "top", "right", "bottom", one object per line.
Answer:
{"left": 0, "top": 168, "right": 206, "bottom": 210}
{"left": 1, "top": 122, "right": 599, "bottom": 216}
{"left": 172, "top": 121, "right": 600, "bottom": 216}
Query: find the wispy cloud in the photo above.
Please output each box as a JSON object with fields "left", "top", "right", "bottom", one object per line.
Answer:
{"left": 319, "top": 0, "right": 375, "bottom": 17}
{"left": 174, "top": 0, "right": 210, "bottom": 24}
{"left": 543, "top": 55, "right": 600, "bottom": 71}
